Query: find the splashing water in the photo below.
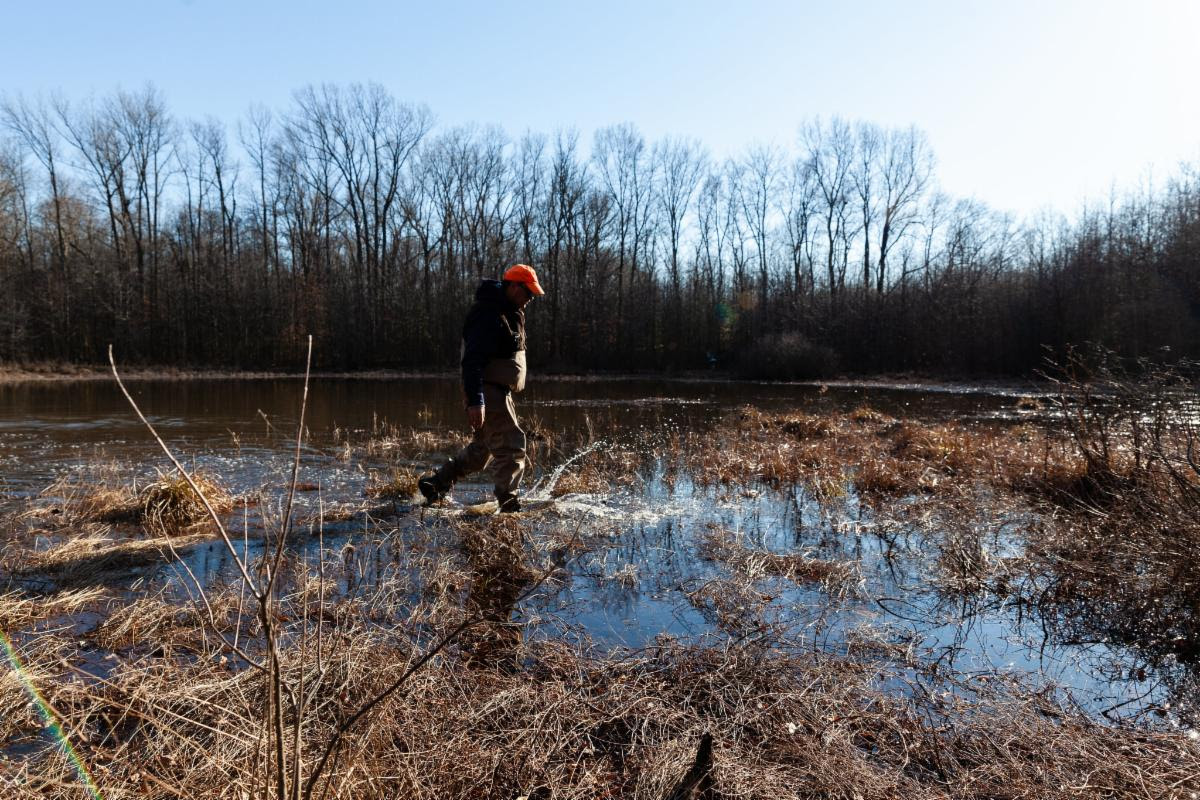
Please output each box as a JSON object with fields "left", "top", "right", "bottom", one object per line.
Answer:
{"left": 526, "top": 440, "right": 608, "bottom": 501}
{"left": 0, "top": 629, "right": 105, "bottom": 799}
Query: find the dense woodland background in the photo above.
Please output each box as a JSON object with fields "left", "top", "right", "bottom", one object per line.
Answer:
{"left": 0, "top": 84, "right": 1197, "bottom": 376}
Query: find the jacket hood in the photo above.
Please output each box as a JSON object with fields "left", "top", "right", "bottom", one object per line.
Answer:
{"left": 475, "top": 279, "right": 513, "bottom": 309}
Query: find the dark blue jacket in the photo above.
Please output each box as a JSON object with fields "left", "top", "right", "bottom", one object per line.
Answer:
{"left": 461, "top": 280, "right": 526, "bottom": 406}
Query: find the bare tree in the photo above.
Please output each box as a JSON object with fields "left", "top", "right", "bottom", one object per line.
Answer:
{"left": 735, "top": 144, "right": 780, "bottom": 318}
{"left": 511, "top": 132, "right": 546, "bottom": 267}
{"left": 290, "top": 84, "right": 431, "bottom": 349}
{"left": 852, "top": 121, "right": 881, "bottom": 293}
{"left": 653, "top": 136, "right": 706, "bottom": 350}
{"left": 781, "top": 153, "right": 818, "bottom": 306}
{"left": 0, "top": 141, "right": 28, "bottom": 259}
{"left": 721, "top": 158, "right": 753, "bottom": 339}
{"left": 593, "top": 123, "right": 652, "bottom": 352}
{"left": 56, "top": 88, "right": 173, "bottom": 337}
{"left": 0, "top": 140, "right": 33, "bottom": 358}
{"left": 694, "top": 171, "right": 728, "bottom": 354}
{"left": 875, "top": 125, "right": 933, "bottom": 294}
{"left": 401, "top": 139, "right": 447, "bottom": 325}
{"left": 802, "top": 117, "right": 855, "bottom": 307}
{"left": 191, "top": 118, "right": 238, "bottom": 287}
{"left": 240, "top": 105, "right": 280, "bottom": 285}
{"left": 2, "top": 96, "right": 70, "bottom": 309}
{"left": 542, "top": 130, "right": 585, "bottom": 362}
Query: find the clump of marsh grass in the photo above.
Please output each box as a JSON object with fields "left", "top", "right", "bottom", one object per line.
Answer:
{"left": 31, "top": 465, "right": 235, "bottom": 530}
{"left": 680, "top": 404, "right": 1100, "bottom": 508}
{"left": 0, "top": 586, "right": 111, "bottom": 630}
{"left": 699, "top": 525, "right": 858, "bottom": 597}
{"left": 75, "top": 484, "right": 141, "bottom": 523}
{"left": 777, "top": 410, "right": 834, "bottom": 438}
{"left": 365, "top": 467, "right": 420, "bottom": 500}
{"left": 848, "top": 404, "right": 898, "bottom": 427}
{"left": 890, "top": 421, "right": 983, "bottom": 473}
{"left": 139, "top": 470, "right": 234, "bottom": 528}
{"left": 16, "top": 529, "right": 216, "bottom": 585}
{"left": 852, "top": 457, "right": 912, "bottom": 496}
{"left": 933, "top": 518, "right": 1018, "bottom": 596}
{"left": 29, "top": 462, "right": 136, "bottom": 524}
{"left": 549, "top": 452, "right": 619, "bottom": 496}
{"left": 1015, "top": 394, "right": 1045, "bottom": 412}
{"left": 547, "top": 441, "right": 647, "bottom": 497}
{"left": 347, "top": 420, "right": 468, "bottom": 461}
{"left": 92, "top": 588, "right": 246, "bottom": 652}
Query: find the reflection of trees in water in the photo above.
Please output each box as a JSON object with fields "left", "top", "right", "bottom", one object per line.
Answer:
{"left": 1038, "top": 535, "right": 1199, "bottom": 665}
{"left": 1032, "top": 352, "right": 1200, "bottom": 717}
{"left": 1044, "top": 593, "right": 1198, "bottom": 721}
{"left": 1028, "top": 522, "right": 1200, "bottom": 721}
{"left": 902, "top": 507, "right": 1200, "bottom": 722}
{"left": 850, "top": 490, "right": 1197, "bottom": 721}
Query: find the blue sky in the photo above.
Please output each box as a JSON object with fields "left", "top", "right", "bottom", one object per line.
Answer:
{"left": 3, "top": 0, "right": 1198, "bottom": 219}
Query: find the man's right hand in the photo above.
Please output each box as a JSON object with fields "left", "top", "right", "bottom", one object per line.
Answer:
{"left": 467, "top": 405, "right": 485, "bottom": 430}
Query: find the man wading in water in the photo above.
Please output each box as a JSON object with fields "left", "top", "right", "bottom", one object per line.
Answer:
{"left": 418, "top": 264, "right": 545, "bottom": 512}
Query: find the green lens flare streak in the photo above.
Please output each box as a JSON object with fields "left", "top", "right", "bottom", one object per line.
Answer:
{"left": 0, "top": 628, "right": 105, "bottom": 800}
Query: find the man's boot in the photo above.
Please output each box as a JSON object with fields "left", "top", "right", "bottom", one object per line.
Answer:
{"left": 418, "top": 458, "right": 459, "bottom": 505}
{"left": 495, "top": 490, "right": 521, "bottom": 513}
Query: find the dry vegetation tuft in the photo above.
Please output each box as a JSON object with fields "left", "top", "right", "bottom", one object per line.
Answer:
{"left": 365, "top": 467, "right": 420, "bottom": 500}
{"left": 139, "top": 472, "right": 234, "bottom": 527}
{"left": 548, "top": 443, "right": 647, "bottom": 497}
{"left": 699, "top": 525, "right": 858, "bottom": 595}
{"left": 34, "top": 466, "right": 235, "bottom": 529}
{"left": 14, "top": 530, "right": 216, "bottom": 586}
{"left": 344, "top": 420, "right": 469, "bottom": 461}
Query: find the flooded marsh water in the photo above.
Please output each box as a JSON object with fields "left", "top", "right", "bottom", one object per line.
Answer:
{"left": 1, "top": 374, "right": 1196, "bottom": 742}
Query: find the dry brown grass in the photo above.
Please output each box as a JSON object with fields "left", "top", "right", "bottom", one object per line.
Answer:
{"left": 0, "top": 462, "right": 1196, "bottom": 799}
{"left": 852, "top": 456, "right": 912, "bottom": 495}
{"left": 777, "top": 410, "right": 834, "bottom": 438}
{"left": 364, "top": 467, "right": 420, "bottom": 500}
{"left": 138, "top": 472, "right": 234, "bottom": 528}
{"left": 549, "top": 443, "right": 646, "bottom": 497}
{"left": 699, "top": 525, "right": 858, "bottom": 595}
{"left": 848, "top": 404, "right": 894, "bottom": 425}
{"left": 350, "top": 421, "right": 468, "bottom": 461}
{"left": 92, "top": 590, "right": 245, "bottom": 652}
{"left": 13, "top": 529, "right": 217, "bottom": 585}
{"left": 4, "top": 374, "right": 1200, "bottom": 798}
{"left": 74, "top": 484, "right": 141, "bottom": 522}
{"left": 549, "top": 455, "right": 620, "bottom": 496}
{"left": 33, "top": 467, "right": 235, "bottom": 530}
{"left": 677, "top": 406, "right": 1106, "bottom": 510}
{"left": 2, "top": 577, "right": 1196, "bottom": 800}
{"left": 0, "top": 587, "right": 111, "bottom": 629}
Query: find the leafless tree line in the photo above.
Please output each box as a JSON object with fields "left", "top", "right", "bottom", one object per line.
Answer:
{"left": 1, "top": 84, "right": 1197, "bottom": 376}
